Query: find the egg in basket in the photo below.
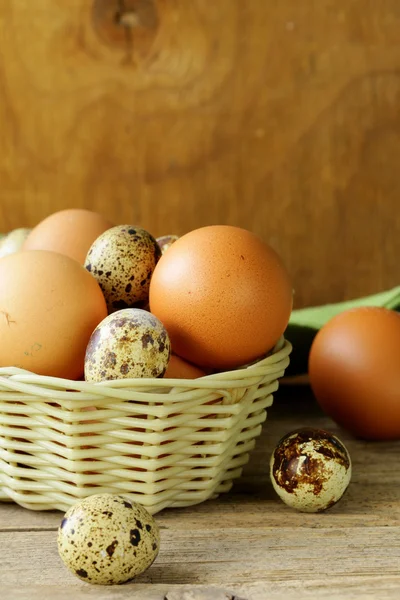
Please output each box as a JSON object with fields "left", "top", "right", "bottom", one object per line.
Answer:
{"left": 0, "top": 211, "right": 292, "bottom": 513}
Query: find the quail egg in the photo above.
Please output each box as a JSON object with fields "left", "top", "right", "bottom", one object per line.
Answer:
{"left": 57, "top": 493, "right": 160, "bottom": 585}
{"left": 270, "top": 427, "right": 351, "bottom": 512}
{"left": 84, "top": 308, "right": 171, "bottom": 382}
{"left": 156, "top": 234, "right": 179, "bottom": 254}
{"left": 85, "top": 225, "right": 161, "bottom": 313}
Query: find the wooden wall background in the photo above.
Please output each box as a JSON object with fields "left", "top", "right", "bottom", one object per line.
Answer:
{"left": 0, "top": 0, "right": 399, "bottom": 308}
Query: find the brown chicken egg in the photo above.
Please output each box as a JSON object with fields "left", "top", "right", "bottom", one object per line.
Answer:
{"left": 0, "top": 250, "right": 108, "bottom": 379}
{"left": 164, "top": 354, "right": 206, "bottom": 379}
{"left": 22, "top": 208, "right": 113, "bottom": 264}
{"left": 149, "top": 225, "right": 293, "bottom": 370}
{"left": 309, "top": 307, "right": 400, "bottom": 440}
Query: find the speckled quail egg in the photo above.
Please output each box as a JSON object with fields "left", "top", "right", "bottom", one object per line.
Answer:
{"left": 156, "top": 234, "right": 179, "bottom": 254}
{"left": 270, "top": 427, "right": 351, "bottom": 513}
{"left": 84, "top": 308, "right": 171, "bottom": 382}
{"left": 85, "top": 225, "right": 161, "bottom": 313}
{"left": 57, "top": 493, "right": 160, "bottom": 585}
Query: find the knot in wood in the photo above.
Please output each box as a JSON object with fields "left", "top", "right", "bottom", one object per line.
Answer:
{"left": 92, "top": 0, "right": 159, "bottom": 54}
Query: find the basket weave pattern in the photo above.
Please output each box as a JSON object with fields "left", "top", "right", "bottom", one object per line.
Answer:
{"left": 0, "top": 339, "right": 291, "bottom": 514}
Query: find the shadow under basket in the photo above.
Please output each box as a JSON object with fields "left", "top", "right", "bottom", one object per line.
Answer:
{"left": 0, "top": 338, "right": 291, "bottom": 514}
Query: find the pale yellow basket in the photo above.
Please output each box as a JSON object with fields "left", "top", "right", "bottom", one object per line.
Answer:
{"left": 0, "top": 338, "right": 291, "bottom": 514}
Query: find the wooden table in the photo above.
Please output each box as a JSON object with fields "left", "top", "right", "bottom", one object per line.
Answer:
{"left": 1, "top": 387, "right": 400, "bottom": 599}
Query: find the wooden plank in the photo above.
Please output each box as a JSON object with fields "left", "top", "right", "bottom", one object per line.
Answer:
{"left": 3, "top": 578, "right": 400, "bottom": 600}
{"left": 1, "top": 1, "right": 400, "bottom": 306}
{"left": 1, "top": 526, "right": 400, "bottom": 588}
{"left": 1, "top": 478, "right": 400, "bottom": 532}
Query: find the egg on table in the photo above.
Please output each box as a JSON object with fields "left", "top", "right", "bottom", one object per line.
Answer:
{"left": 84, "top": 308, "right": 171, "bottom": 382}
{"left": 57, "top": 494, "right": 160, "bottom": 585}
{"left": 309, "top": 306, "right": 400, "bottom": 440}
{"left": 85, "top": 225, "right": 161, "bottom": 313}
{"left": 22, "top": 208, "right": 113, "bottom": 264}
{"left": 270, "top": 427, "right": 351, "bottom": 512}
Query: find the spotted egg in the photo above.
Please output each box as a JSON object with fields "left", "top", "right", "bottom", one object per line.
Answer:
{"left": 156, "top": 234, "right": 179, "bottom": 255}
{"left": 57, "top": 493, "right": 160, "bottom": 585}
{"left": 84, "top": 308, "right": 171, "bottom": 382}
{"left": 270, "top": 428, "right": 351, "bottom": 513}
{"left": 85, "top": 225, "right": 161, "bottom": 313}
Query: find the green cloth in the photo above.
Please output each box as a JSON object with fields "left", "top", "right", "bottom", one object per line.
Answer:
{"left": 284, "top": 286, "right": 400, "bottom": 377}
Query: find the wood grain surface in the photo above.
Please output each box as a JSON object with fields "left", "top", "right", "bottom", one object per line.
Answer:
{"left": 0, "top": 1, "right": 399, "bottom": 307}
{"left": 1, "top": 388, "right": 400, "bottom": 599}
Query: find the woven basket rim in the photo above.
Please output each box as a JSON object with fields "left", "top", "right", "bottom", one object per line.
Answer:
{"left": 0, "top": 337, "right": 292, "bottom": 396}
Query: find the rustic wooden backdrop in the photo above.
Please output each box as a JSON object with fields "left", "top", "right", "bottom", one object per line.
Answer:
{"left": 0, "top": 0, "right": 399, "bottom": 308}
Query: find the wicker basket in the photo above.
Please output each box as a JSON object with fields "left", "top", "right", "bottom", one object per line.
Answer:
{"left": 0, "top": 338, "right": 291, "bottom": 514}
